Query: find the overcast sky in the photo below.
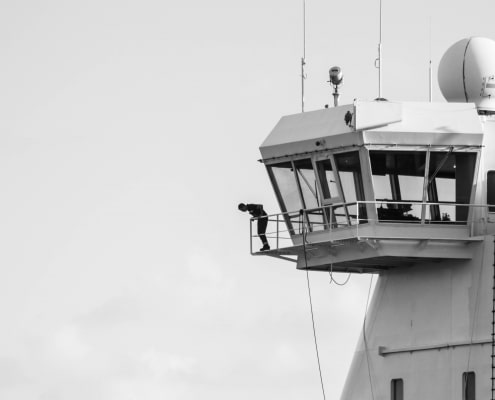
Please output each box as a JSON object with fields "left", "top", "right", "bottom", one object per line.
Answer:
{"left": 0, "top": 1, "right": 494, "bottom": 399}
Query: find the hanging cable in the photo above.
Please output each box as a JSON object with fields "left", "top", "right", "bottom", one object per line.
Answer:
{"left": 362, "top": 274, "right": 376, "bottom": 400}
{"left": 301, "top": 214, "right": 326, "bottom": 400}
{"left": 328, "top": 263, "right": 352, "bottom": 286}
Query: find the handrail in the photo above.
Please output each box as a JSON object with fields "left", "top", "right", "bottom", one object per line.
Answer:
{"left": 255, "top": 201, "right": 493, "bottom": 223}
{"left": 249, "top": 201, "right": 495, "bottom": 254}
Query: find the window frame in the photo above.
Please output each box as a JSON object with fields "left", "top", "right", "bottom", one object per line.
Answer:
{"left": 487, "top": 170, "right": 495, "bottom": 213}
{"left": 462, "top": 371, "right": 475, "bottom": 400}
{"left": 367, "top": 146, "right": 480, "bottom": 224}
{"left": 264, "top": 145, "right": 480, "bottom": 234}
{"left": 391, "top": 378, "right": 403, "bottom": 400}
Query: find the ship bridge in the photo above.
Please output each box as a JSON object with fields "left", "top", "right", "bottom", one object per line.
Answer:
{"left": 253, "top": 100, "right": 485, "bottom": 272}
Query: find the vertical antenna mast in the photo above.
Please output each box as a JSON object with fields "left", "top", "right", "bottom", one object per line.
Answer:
{"left": 429, "top": 18, "right": 433, "bottom": 102}
{"left": 375, "top": 0, "right": 383, "bottom": 99}
{"left": 301, "top": 0, "right": 306, "bottom": 112}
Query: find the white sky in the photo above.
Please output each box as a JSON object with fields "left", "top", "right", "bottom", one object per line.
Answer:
{"left": 0, "top": 1, "right": 494, "bottom": 399}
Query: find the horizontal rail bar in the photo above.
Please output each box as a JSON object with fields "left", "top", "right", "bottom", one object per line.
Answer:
{"left": 249, "top": 201, "right": 495, "bottom": 254}
{"left": 379, "top": 338, "right": 492, "bottom": 356}
{"left": 254, "top": 201, "right": 495, "bottom": 221}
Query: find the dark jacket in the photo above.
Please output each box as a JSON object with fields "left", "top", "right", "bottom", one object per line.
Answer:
{"left": 246, "top": 204, "right": 266, "bottom": 218}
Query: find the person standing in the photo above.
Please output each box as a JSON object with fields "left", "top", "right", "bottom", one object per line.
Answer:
{"left": 238, "top": 203, "right": 270, "bottom": 251}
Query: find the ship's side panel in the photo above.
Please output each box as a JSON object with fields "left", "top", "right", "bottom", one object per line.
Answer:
{"left": 480, "top": 117, "right": 495, "bottom": 235}
{"left": 340, "top": 237, "right": 492, "bottom": 400}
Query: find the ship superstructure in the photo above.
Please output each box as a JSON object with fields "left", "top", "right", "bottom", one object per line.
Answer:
{"left": 249, "top": 37, "right": 495, "bottom": 400}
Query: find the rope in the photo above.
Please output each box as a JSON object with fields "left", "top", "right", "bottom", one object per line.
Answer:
{"left": 328, "top": 263, "right": 352, "bottom": 286}
{"left": 301, "top": 222, "right": 327, "bottom": 400}
{"left": 363, "top": 274, "right": 376, "bottom": 400}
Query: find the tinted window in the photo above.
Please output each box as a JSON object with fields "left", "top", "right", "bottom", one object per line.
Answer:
{"left": 391, "top": 378, "right": 403, "bottom": 400}
{"left": 269, "top": 161, "right": 300, "bottom": 214}
{"left": 370, "top": 151, "right": 426, "bottom": 222}
{"left": 488, "top": 171, "right": 495, "bottom": 212}
{"left": 462, "top": 372, "right": 475, "bottom": 400}
{"left": 334, "top": 151, "right": 367, "bottom": 223}
{"left": 427, "top": 152, "right": 476, "bottom": 223}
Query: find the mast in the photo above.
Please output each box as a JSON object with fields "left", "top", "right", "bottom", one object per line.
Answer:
{"left": 429, "top": 17, "right": 433, "bottom": 102}
{"left": 376, "top": 0, "right": 383, "bottom": 99}
{"left": 301, "top": 0, "right": 306, "bottom": 112}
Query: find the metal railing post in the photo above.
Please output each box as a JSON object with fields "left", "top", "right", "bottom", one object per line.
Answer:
{"left": 330, "top": 206, "right": 337, "bottom": 231}
{"left": 249, "top": 219, "right": 253, "bottom": 254}
{"left": 245, "top": 201, "right": 492, "bottom": 255}
{"left": 470, "top": 205, "right": 474, "bottom": 237}
{"left": 357, "top": 201, "right": 360, "bottom": 238}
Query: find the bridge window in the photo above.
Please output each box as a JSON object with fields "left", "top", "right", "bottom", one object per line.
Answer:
{"left": 315, "top": 157, "right": 348, "bottom": 227}
{"left": 334, "top": 151, "right": 367, "bottom": 223}
{"left": 268, "top": 151, "right": 368, "bottom": 232}
{"left": 370, "top": 150, "right": 477, "bottom": 223}
{"left": 268, "top": 159, "right": 323, "bottom": 233}
{"left": 268, "top": 161, "right": 300, "bottom": 214}
{"left": 487, "top": 171, "right": 495, "bottom": 212}
{"left": 427, "top": 152, "right": 476, "bottom": 223}
{"left": 293, "top": 158, "right": 319, "bottom": 210}
{"left": 391, "top": 378, "right": 403, "bottom": 400}
{"left": 462, "top": 371, "right": 475, "bottom": 400}
{"left": 293, "top": 158, "right": 325, "bottom": 230}
{"left": 370, "top": 151, "right": 426, "bottom": 222}
{"left": 315, "top": 158, "right": 340, "bottom": 201}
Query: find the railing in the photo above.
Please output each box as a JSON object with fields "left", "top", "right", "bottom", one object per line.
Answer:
{"left": 249, "top": 201, "right": 493, "bottom": 254}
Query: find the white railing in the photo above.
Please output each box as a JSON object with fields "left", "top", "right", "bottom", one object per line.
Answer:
{"left": 249, "top": 201, "right": 493, "bottom": 254}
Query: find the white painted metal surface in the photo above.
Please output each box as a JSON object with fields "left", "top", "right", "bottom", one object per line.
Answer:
{"left": 254, "top": 37, "right": 495, "bottom": 400}
{"left": 341, "top": 238, "right": 492, "bottom": 400}
{"left": 439, "top": 37, "right": 495, "bottom": 112}
{"left": 260, "top": 101, "right": 483, "bottom": 160}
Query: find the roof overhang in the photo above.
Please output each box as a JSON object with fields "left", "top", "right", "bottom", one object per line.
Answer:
{"left": 260, "top": 100, "right": 484, "bottom": 162}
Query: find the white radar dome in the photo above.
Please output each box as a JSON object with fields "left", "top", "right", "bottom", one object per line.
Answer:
{"left": 438, "top": 37, "right": 495, "bottom": 112}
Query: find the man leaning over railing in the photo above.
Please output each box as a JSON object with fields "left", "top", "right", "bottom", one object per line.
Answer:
{"left": 238, "top": 203, "right": 270, "bottom": 251}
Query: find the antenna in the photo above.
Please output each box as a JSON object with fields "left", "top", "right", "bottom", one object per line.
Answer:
{"left": 301, "top": 0, "right": 307, "bottom": 112}
{"left": 328, "top": 66, "right": 344, "bottom": 107}
{"left": 429, "top": 17, "right": 433, "bottom": 102}
{"left": 378, "top": 0, "right": 383, "bottom": 98}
